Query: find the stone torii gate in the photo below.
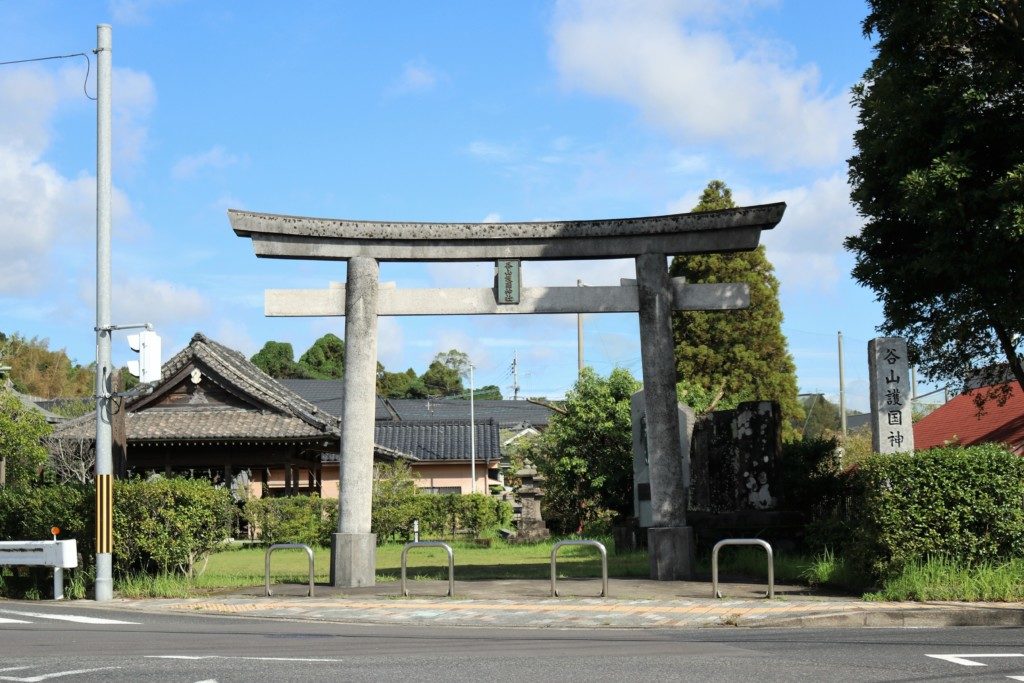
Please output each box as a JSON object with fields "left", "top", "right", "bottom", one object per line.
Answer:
{"left": 229, "top": 204, "right": 785, "bottom": 586}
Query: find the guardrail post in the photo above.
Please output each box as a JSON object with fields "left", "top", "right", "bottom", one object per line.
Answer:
{"left": 264, "top": 543, "right": 316, "bottom": 597}
{"left": 550, "top": 539, "right": 608, "bottom": 597}
{"left": 400, "top": 541, "right": 454, "bottom": 597}
{"left": 711, "top": 538, "right": 774, "bottom": 599}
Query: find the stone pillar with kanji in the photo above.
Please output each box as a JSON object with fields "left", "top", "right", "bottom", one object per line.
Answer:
{"left": 869, "top": 337, "right": 915, "bottom": 454}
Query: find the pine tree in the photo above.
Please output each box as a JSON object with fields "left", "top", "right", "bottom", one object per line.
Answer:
{"left": 669, "top": 180, "right": 804, "bottom": 438}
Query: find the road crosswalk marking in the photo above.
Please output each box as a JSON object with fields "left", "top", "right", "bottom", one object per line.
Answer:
{"left": 0, "top": 667, "right": 121, "bottom": 682}
{"left": 927, "top": 654, "right": 1024, "bottom": 667}
{"left": 0, "top": 609, "right": 138, "bottom": 625}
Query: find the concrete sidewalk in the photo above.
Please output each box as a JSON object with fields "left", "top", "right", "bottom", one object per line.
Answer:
{"left": 105, "top": 578, "right": 1024, "bottom": 629}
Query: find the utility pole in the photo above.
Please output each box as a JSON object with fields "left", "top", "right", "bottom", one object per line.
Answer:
{"left": 838, "top": 330, "right": 847, "bottom": 436}
{"left": 511, "top": 349, "right": 520, "bottom": 401}
{"left": 469, "top": 363, "right": 476, "bottom": 494}
{"left": 577, "top": 279, "right": 584, "bottom": 373}
{"left": 94, "top": 23, "right": 114, "bottom": 602}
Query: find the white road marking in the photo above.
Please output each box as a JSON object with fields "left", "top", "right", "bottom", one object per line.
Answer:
{"left": 0, "top": 618, "right": 32, "bottom": 624}
{"left": 0, "top": 609, "right": 138, "bottom": 625}
{"left": 0, "top": 667, "right": 121, "bottom": 682}
{"left": 1007, "top": 677, "right": 1024, "bottom": 681}
{"left": 193, "top": 680, "right": 219, "bottom": 683}
{"left": 146, "top": 655, "right": 344, "bottom": 663}
{"left": 0, "top": 670, "right": 31, "bottom": 674}
{"left": 927, "top": 654, "right": 1024, "bottom": 667}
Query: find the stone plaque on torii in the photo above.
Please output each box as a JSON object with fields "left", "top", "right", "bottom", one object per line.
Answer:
{"left": 229, "top": 203, "right": 786, "bottom": 586}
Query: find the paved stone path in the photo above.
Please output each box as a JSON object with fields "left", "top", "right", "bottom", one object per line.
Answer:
{"left": 101, "top": 579, "right": 1024, "bottom": 629}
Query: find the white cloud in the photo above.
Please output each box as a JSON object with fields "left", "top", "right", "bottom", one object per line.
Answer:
{"left": 172, "top": 145, "right": 240, "bottom": 179}
{"left": 481, "top": 212, "right": 502, "bottom": 223}
{"left": 0, "top": 66, "right": 145, "bottom": 294}
{"left": 112, "top": 68, "right": 156, "bottom": 168}
{"left": 747, "top": 174, "right": 861, "bottom": 287}
{"left": 551, "top": 0, "right": 855, "bottom": 168}
{"left": 108, "top": 0, "right": 180, "bottom": 25}
{"left": 112, "top": 276, "right": 210, "bottom": 325}
{"left": 466, "top": 140, "right": 516, "bottom": 162}
{"left": 389, "top": 59, "right": 445, "bottom": 95}
{"left": 377, "top": 317, "right": 405, "bottom": 368}
{"left": 669, "top": 174, "right": 861, "bottom": 287}
{"left": 211, "top": 319, "right": 258, "bottom": 358}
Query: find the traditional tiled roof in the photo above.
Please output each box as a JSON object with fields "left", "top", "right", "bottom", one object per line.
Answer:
{"left": 279, "top": 379, "right": 398, "bottom": 421}
{"left": 914, "top": 382, "right": 1024, "bottom": 454}
{"left": 324, "top": 419, "right": 500, "bottom": 463}
{"left": 52, "top": 332, "right": 339, "bottom": 444}
{"left": 386, "top": 398, "right": 554, "bottom": 428}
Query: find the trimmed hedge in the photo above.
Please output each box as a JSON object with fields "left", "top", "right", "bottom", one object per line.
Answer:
{"left": 241, "top": 495, "right": 336, "bottom": 547}
{"left": 0, "top": 477, "right": 234, "bottom": 593}
{"left": 845, "top": 444, "right": 1024, "bottom": 581}
{"left": 114, "top": 478, "right": 234, "bottom": 576}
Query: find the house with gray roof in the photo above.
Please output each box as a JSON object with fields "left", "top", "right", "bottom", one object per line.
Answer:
{"left": 49, "top": 333, "right": 411, "bottom": 497}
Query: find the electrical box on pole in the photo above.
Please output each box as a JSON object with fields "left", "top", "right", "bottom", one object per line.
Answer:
{"left": 126, "top": 330, "right": 161, "bottom": 383}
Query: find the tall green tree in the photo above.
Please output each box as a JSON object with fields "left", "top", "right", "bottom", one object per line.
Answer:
{"left": 0, "top": 387, "right": 51, "bottom": 487}
{"left": 846, "top": 0, "right": 1024, "bottom": 402}
{"left": 377, "top": 367, "right": 429, "bottom": 398}
{"left": 250, "top": 341, "right": 312, "bottom": 379}
{"left": 298, "top": 333, "right": 345, "bottom": 379}
{"left": 0, "top": 332, "right": 93, "bottom": 398}
{"left": 669, "top": 181, "right": 803, "bottom": 437}
{"left": 528, "top": 367, "right": 639, "bottom": 534}
{"left": 420, "top": 350, "right": 468, "bottom": 397}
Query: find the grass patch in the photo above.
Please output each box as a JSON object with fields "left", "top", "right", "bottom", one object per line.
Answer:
{"left": 115, "top": 573, "right": 193, "bottom": 598}
{"left": 694, "top": 546, "right": 810, "bottom": 583}
{"left": 865, "top": 556, "right": 1024, "bottom": 602}
{"left": 197, "top": 537, "right": 649, "bottom": 587}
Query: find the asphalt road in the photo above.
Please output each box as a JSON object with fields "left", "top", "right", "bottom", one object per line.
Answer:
{"left": 2, "top": 602, "right": 1024, "bottom": 681}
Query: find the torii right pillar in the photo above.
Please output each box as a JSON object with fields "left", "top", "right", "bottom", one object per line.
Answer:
{"left": 636, "top": 253, "right": 694, "bottom": 579}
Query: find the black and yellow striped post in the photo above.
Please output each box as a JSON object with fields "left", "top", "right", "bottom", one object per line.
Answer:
{"left": 95, "top": 474, "right": 113, "bottom": 555}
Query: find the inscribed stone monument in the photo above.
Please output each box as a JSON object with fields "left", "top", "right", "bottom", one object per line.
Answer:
{"left": 868, "top": 337, "right": 914, "bottom": 454}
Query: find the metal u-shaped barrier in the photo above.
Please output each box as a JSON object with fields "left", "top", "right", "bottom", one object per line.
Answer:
{"left": 711, "top": 538, "right": 774, "bottom": 599}
{"left": 264, "top": 543, "right": 315, "bottom": 597}
{"left": 550, "top": 540, "right": 608, "bottom": 597}
{"left": 401, "top": 541, "right": 454, "bottom": 597}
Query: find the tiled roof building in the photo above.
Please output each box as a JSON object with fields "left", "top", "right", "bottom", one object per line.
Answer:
{"left": 914, "top": 382, "right": 1024, "bottom": 454}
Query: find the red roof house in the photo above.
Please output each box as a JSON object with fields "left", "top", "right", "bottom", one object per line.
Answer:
{"left": 914, "top": 382, "right": 1024, "bottom": 454}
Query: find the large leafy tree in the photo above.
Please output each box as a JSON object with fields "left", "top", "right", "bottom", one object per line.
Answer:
{"left": 377, "top": 367, "right": 429, "bottom": 398}
{"left": 420, "top": 350, "right": 468, "bottom": 397}
{"left": 0, "top": 387, "right": 51, "bottom": 487}
{"left": 846, "top": 0, "right": 1024, "bottom": 401}
{"left": 669, "top": 181, "right": 804, "bottom": 438}
{"left": 527, "top": 367, "right": 639, "bottom": 533}
{"left": 298, "top": 333, "right": 346, "bottom": 379}
{"left": 250, "top": 341, "right": 312, "bottom": 379}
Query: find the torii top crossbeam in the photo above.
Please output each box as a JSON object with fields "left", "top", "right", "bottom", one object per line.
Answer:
{"left": 228, "top": 203, "right": 785, "bottom": 261}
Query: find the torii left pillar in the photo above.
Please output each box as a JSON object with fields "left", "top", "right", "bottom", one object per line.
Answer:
{"left": 330, "top": 256, "right": 378, "bottom": 587}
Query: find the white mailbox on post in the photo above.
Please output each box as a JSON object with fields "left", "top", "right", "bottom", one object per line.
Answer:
{"left": 0, "top": 539, "right": 78, "bottom": 600}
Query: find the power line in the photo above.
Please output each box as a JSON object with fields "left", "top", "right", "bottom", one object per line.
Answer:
{"left": 0, "top": 51, "right": 96, "bottom": 100}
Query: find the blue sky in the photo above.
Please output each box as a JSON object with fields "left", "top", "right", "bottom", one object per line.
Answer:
{"left": 0, "top": 0, "right": 938, "bottom": 411}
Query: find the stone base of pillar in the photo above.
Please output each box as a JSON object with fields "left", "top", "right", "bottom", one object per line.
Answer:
{"left": 330, "top": 532, "right": 377, "bottom": 587}
{"left": 647, "top": 526, "right": 695, "bottom": 580}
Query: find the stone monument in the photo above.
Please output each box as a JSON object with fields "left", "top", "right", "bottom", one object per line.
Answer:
{"left": 868, "top": 337, "right": 914, "bottom": 454}
{"left": 513, "top": 459, "right": 550, "bottom": 542}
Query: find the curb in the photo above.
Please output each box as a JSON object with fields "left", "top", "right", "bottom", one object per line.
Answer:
{"left": 742, "top": 606, "right": 1024, "bottom": 629}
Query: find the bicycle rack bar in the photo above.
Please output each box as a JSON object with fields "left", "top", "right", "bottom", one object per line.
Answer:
{"left": 400, "top": 541, "right": 454, "bottom": 597}
{"left": 550, "top": 540, "right": 608, "bottom": 597}
{"left": 264, "top": 543, "right": 315, "bottom": 597}
{"left": 711, "top": 538, "right": 774, "bottom": 599}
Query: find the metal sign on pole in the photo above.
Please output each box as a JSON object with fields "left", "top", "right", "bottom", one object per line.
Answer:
{"left": 94, "top": 23, "right": 114, "bottom": 602}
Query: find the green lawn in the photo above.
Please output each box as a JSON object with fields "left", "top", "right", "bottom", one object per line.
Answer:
{"left": 194, "top": 538, "right": 649, "bottom": 590}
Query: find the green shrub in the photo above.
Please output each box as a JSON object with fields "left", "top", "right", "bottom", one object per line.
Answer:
{"left": 846, "top": 444, "right": 1024, "bottom": 582}
{"left": 115, "top": 477, "right": 234, "bottom": 577}
{"left": 242, "top": 495, "right": 335, "bottom": 547}
{"left": 778, "top": 436, "right": 845, "bottom": 518}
